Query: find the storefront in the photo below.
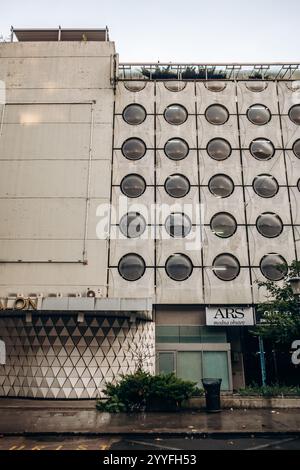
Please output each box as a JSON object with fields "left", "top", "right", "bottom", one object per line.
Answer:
{"left": 155, "top": 305, "right": 254, "bottom": 391}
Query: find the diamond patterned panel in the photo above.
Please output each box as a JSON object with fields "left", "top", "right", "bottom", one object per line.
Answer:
{"left": 0, "top": 315, "right": 155, "bottom": 399}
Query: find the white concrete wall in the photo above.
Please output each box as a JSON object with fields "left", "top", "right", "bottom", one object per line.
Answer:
{"left": 0, "top": 41, "right": 115, "bottom": 297}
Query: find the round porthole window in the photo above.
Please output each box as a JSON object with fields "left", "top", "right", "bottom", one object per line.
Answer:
{"left": 118, "top": 253, "right": 146, "bottom": 281}
{"left": 289, "top": 105, "right": 300, "bottom": 125}
{"left": 250, "top": 138, "right": 275, "bottom": 160}
{"left": 164, "top": 81, "right": 187, "bottom": 92}
{"left": 253, "top": 174, "right": 279, "bottom": 198}
{"left": 208, "top": 174, "right": 234, "bottom": 198}
{"left": 165, "top": 213, "right": 192, "bottom": 238}
{"left": 210, "top": 212, "right": 237, "bottom": 238}
{"left": 247, "top": 104, "right": 271, "bottom": 125}
{"left": 245, "top": 81, "right": 268, "bottom": 92}
{"left": 164, "top": 104, "right": 188, "bottom": 125}
{"left": 292, "top": 139, "right": 300, "bottom": 159}
{"left": 204, "top": 81, "right": 227, "bottom": 92}
{"left": 212, "top": 253, "right": 240, "bottom": 281}
{"left": 260, "top": 254, "right": 288, "bottom": 281}
{"left": 121, "top": 138, "right": 146, "bottom": 160}
{"left": 205, "top": 104, "right": 229, "bottom": 125}
{"left": 256, "top": 213, "right": 283, "bottom": 238}
{"left": 207, "top": 138, "right": 232, "bottom": 160}
{"left": 164, "top": 174, "right": 190, "bottom": 198}
{"left": 165, "top": 253, "right": 193, "bottom": 281}
{"left": 122, "top": 104, "right": 147, "bottom": 125}
{"left": 164, "top": 138, "right": 189, "bottom": 160}
{"left": 120, "top": 174, "right": 146, "bottom": 198}
{"left": 124, "top": 81, "right": 146, "bottom": 92}
{"left": 119, "top": 212, "right": 146, "bottom": 238}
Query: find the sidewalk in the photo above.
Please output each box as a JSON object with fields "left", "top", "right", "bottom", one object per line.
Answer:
{"left": 0, "top": 399, "right": 299, "bottom": 435}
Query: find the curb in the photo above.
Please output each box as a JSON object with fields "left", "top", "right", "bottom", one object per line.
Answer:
{"left": 1, "top": 431, "right": 300, "bottom": 438}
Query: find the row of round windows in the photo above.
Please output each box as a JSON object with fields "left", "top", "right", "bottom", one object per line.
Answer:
{"left": 122, "top": 103, "right": 300, "bottom": 126}
{"left": 124, "top": 81, "right": 300, "bottom": 93}
{"left": 120, "top": 173, "right": 300, "bottom": 199}
{"left": 122, "top": 136, "right": 300, "bottom": 161}
{"left": 118, "top": 253, "right": 288, "bottom": 282}
{"left": 119, "top": 211, "right": 284, "bottom": 239}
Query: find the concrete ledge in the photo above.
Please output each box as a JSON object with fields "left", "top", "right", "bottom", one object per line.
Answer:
{"left": 184, "top": 396, "right": 300, "bottom": 409}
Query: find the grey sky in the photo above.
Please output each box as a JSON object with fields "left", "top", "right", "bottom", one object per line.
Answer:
{"left": 0, "top": 0, "right": 299, "bottom": 62}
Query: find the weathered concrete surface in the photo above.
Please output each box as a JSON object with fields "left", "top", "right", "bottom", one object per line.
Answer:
{"left": 0, "top": 399, "right": 299, "bottom": 435}
{"left": 185, "top": 396, "right": 300, "bottom": 409}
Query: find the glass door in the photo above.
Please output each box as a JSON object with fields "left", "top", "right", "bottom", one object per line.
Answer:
{"left": 202, "top": 351, "right": 229, "bottom": 390}
{"left": 177, "top": 351, "right": 202, "bottom": 387}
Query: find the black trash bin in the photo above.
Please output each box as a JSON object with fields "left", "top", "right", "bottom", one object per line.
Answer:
{"left": 202, "top": 378, "right": 222, "bottom": 413}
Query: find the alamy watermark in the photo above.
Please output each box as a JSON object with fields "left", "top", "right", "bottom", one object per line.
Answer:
{"left": 95, "top": 197, "right": 205, "bottom": 251}
{"left": 291, "top": 340, "right": 300, "bottom": 365}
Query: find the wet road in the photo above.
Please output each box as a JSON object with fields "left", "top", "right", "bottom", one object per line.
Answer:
{"left": 1, "top": 435, "right": 300, "bottom": 450}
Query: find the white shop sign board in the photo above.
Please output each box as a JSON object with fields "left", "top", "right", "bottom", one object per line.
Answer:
{"left": 206, "top": 306, "right": 255, "bottom": 326}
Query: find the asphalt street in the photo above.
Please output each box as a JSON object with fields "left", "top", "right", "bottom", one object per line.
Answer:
{"left": 1, "top": 435, "right": 300, "bottom": 450}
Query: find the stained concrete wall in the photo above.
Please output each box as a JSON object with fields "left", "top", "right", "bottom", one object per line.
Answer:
{"left": 0, "top": 41, "right": 115, "bottom": 298}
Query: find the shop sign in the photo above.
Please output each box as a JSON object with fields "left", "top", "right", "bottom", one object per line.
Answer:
{"left": 206, "top": 306, "right": 254, "bottom": 326}
{"left": 0, "top": 297, "right": 38, "bottom": 311}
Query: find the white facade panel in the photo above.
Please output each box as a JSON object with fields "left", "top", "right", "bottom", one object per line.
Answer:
{"left": 108, "top": 268, "right": 154, "bottom": 298}
{"left": 156, "top": 82, "right": 196, "bottom": 113}
{"left": 244, "top": 186, "right": 292, "bottom": 224}
{"left": 239, "top": 115, "right": 282, "bottom": 148}
{"left": 242, "top": 150, "right": 286, "bottom": 185}
{"left": 113, "top": 150, "right": 155, "bottom": 185}
{"left": 156, "top": 150, "right": 198, "bottom": 185}
{"left": 202, "top": 226, "right": 249, "bottom": 266}
{"left": 156, "top": 115, "right": 197, "bottom": 148}
{"left": 204, "top": 268, "right": 252, "bottom": 304}
{"left": 0, "top": 198, "right": 86, "bottom": 239}
{"left": 0, "top": 240, "right": 108, "bottom": 294}
{"left": 0, "top": 56, "right": 111, "bottom": 89}
{"left": 248, "top": 227, "right": 296, "bottom": 266}
{"left": 115, "top": 82, "right": 155, "bottom": 113}
{"left": 0, "top": 41, "right": 115, "bottom": 58}
{"left": 286, "top": 151, "right": 300, "bottom": 186}
{"left": 156, "top": 230, "right": 202, "bottom": 266}
{"left": 109, "top": 237, "right": 155, "bottom": 266}
{"left": 281, "top": 116, "right": 300, "bottom": 148}
{"left": 237, "top": 81, "right": 278, "bottom": 114}
{"left": 4, "top": 103, "right": 92, "bottom": 123}
{"left": 197, "top": 115, "right": 239, "bottom": 148}
{"left": 0, "top": 160, "right": 89, "bottom": 198}
{"left": 92, "top": 123, "right": 114, "bottom": 159}
{"left": 200, "top": 187, "right": 245, "bottom": 224}
{"left": 114, "top": 115, "right": 154, "bottom": 148}
{"left": 156, "top": 186, "right": 199, "bottom": 218}
{"left": 199, "top": 150, "right": 242, "bottom": 185}
{"left": 277, "top": 81, "right": 300, "bottom": 114}
{"left": 110, "top": 187, "right": 155, "bottom": 225}
{"left": 196, "top": 82, "right": 236, "bottom": 114}
{"left": 0, "top": 123, "right": 91, "bottom": 159}
{"left": 0, "top": 239, "right": 84, "bottom": 262}
{"left": 290, "top": 187, "right": 300, "bottom": 224}
{"left": 156, "top": 268, "right": 203, "bottom": 304}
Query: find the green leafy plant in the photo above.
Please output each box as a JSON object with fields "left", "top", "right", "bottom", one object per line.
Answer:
{"left": 96, "top": 370, "right": 198, "bottom": 413}
{"left": 238, "top": 383, "right": 300, "bottom": 397}
{"left": 252, "top": 260, "right": 300, "bottom": 345}
{"left": 139, "top": 66, "right": 227, "bottom": 80}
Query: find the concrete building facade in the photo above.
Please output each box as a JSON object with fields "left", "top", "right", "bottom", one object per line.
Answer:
{"left": 0, "top": 29, "right": 299, "bottom": 397}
